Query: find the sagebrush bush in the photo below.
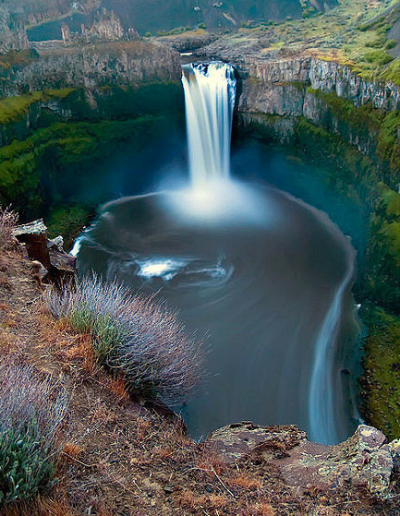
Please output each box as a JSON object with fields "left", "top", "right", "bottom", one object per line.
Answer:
{"left": 44, "top": 276, "right": 204, "bottom": 403}
{"left": 0, "top": 206, "right": 18, "bottom": 250}
{"left": 0, "top": 365, "right": 68, "bottom": 505}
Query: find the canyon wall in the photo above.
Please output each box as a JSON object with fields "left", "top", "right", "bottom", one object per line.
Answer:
{"left": 194, "top": 43, "right": 399, "bottom": 180}
{"left": 0, "top": 40, "right": 181, "bottom": 98}
{"left": 242, "top": 57, "right": 400, "bottom": 111}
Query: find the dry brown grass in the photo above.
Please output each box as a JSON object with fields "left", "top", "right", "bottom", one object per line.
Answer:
{"left": 0, "top": 496, "right": 77, "bottom": 516}
{"left": 241, "top": 503, "right": 276, "bottom": 516}
{"left": 35, "top": 308, "right": 96, "bottom": 375}
{"left": 0, "top": 206, "right": 18, "bottom": 251}
{"left": 108, "top": 375, "right": 129, "bottom": 402}
{"left": 178, "top": 491, "right": 207, "bottom": 510}
{"left": 63, "top": 334, "right": 96, "bottom": 374}
{"left": 229, "top": 474, "right": 261, "bottom": 491}
{"left": 152, "top": 446, "right": 173, "bottom": 460}
{"left": 135, "top": 417, "right": 152, "bottom": 441}
{"left": 178, "top": 491, "right": 230, "bottom": 512}
{"left": 62, "top": 442, "right": 84, "bottom": 460}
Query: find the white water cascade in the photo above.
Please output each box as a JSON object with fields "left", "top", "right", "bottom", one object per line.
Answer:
{"left": 308, "top": 257, "right": 355, "bottom": 444}
{"left": 181, "top": 62, "right": 236, "bottom": 187}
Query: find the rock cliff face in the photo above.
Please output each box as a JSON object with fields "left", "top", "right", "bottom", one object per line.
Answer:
{"left": 197, "top": 39, "right": 399, "bottom": 173}
{"left": 241, "top": 56, "right": 400, "bottom": 111}
{"left": 0, "top": 40, "right": 181, "bottom": 97}
{"left": 103, "top": 0, "right": 338, "bottom": 36}
{"left": 1, "top": 0, "right": 99, "bottom": 28}
{"left": 80, "top": 9, "right": 125, "bottom": 43}
{"left": 0, "top": 7, "right": 29, "bottom": 53}
{"left": 198, "top": 37, "right": 400, "bottom": 112}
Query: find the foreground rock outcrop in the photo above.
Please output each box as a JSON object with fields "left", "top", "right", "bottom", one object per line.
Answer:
{"left": 12, "top": 219, "right": 76, "bottom": 284}
{"left": 208, "top": 422, "right": 400, "bottom": 501}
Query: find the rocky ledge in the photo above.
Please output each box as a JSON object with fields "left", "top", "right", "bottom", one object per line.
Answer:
{"left": 207, "top": 422, "right": 400, "bottom": 501}
{"left": 0, "top": 39, "right": 181, "bottom": 97}
{"left": 196, "top": 38, "right": 400, "bottom": 111}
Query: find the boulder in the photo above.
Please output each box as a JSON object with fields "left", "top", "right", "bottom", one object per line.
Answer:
{"left": 48, "top": 249, "right": 76, "bottom": 285}
{"left": 13, "top": 219, "right": 50, "bottom": 268}
{"left": 47, "top": 235, "right": 64, "bottom": 253}
{"left": 13, "top": 220, "right": 76, "bottom": 284}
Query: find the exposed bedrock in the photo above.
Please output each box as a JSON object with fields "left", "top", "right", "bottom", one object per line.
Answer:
{"left": 197, "top": 40, "right": 400, "bottom": 111}
{"left": 0, "top": 40, "right": 181, "bottom": 97}
{"left": 239, "top": 81, "right": 380, "bottom": 159}
{"left": 207, "top": 422, "right": 400, "bottom": 501}
{"left": 243, "top": 57, "right": 400, "bottom": 111}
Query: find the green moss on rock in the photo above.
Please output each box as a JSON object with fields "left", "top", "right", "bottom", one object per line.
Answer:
{"left": 361, "top": 306, "right": 400, "bottom": 440}
{"left": 0, "top": 116, "right": 167, "bottom": 219}
{"left": 0, "top": 88, "right": 75, "bottom": 124}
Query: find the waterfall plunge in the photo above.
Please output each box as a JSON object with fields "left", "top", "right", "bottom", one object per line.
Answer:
{"left": 182, "top": 62, "right": 236, "bottom": 187}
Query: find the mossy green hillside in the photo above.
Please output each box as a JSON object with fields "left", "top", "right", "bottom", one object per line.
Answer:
{"left": 0, "top": 88, "right": 75, "bottom": 125}
{"left": 361, "top": 306, "right": 400, "bottom": 440}
{"left": 0, "top": 116, "right": 169, "bottom": 219}
{"left": 362, "top": 182, "right": 400, "bottom": 312}
{"left": 306, "top": 89, "right": 400, "bottom": 179}
{"left": 47, "top": 205, "right": 95, "bottom": 251}
{"left": 255, "top": 113, "right": 400, "bottom": 438}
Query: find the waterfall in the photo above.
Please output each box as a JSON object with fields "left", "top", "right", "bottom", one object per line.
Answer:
{"left": 182, "top": 62, "right": 236, "bottom": 187}
{"left": 308, "top": 258, "right": 354, "bottom": 444}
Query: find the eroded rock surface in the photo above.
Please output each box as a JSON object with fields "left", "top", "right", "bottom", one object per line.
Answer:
{"left": 207, "top": 422, "right": 398, "bottom": 500}
{"left": 1, "top": 40, "right": 181, "bottom": 97}
{"left": 13, "top": 219, "right": 76, "bottom": 284}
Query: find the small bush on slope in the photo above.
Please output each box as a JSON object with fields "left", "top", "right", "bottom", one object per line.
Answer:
{"left": 0, "top": 365, "right": 68, "bottom": 505}
{"left": 44, "top": 276, "right": 204, "bottom": 403}
{"left": 0, "top": 205, "right": 18, "bottom": 250}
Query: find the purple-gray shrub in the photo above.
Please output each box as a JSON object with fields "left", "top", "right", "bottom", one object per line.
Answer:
{"left": 44, "top": 275, "right": 204, "bottom": 403}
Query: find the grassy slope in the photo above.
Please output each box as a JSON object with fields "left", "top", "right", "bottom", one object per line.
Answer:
{"left": 244, "top": 0, "right": 400, "bottom": 84}
{"left": 295, "top": 114, "right": 400, "bottom": 437}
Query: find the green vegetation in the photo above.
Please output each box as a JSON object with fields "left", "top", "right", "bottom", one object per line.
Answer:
{"left": 306, "top": 90, "right": 400, "bottom": 179}
{"left": 0, "top": 116, "right": 167, "bottom": 219}
{"left": 0, "top": 88, "right": 75, "bottom": 124}
{"left": 0, "top": 366, "right": 67, "bottom": 505}
{"left": 47, "top": 205, "right": 94, "bottom": 251}
{"left": 362, "top": 182, "right": 400, "bottom": 311}
{"left": 293, "top": 117, "right": 377, "bottom": 199}
{"left": 0, "top": 49, "right": 39, "bottom": 70}
{"left": 247, "top": 0, "right": 400, "bottom": 84}
{"left": 243, "top": 101, "right": 400, "bottom": 437}
{"left": 381, "top": 58, "right": 400, "bottom": 83}
{"left": 157, "top": 25, "right": 192, "bottom": 37}
{"left": 361, "top": 306, "right": 400, "bottom": 439}
{"left": 45, "top": 277, "right": 204, "bottom": 403}
{"left": 292, "top": 113, "right": 400, "bottom": 438}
